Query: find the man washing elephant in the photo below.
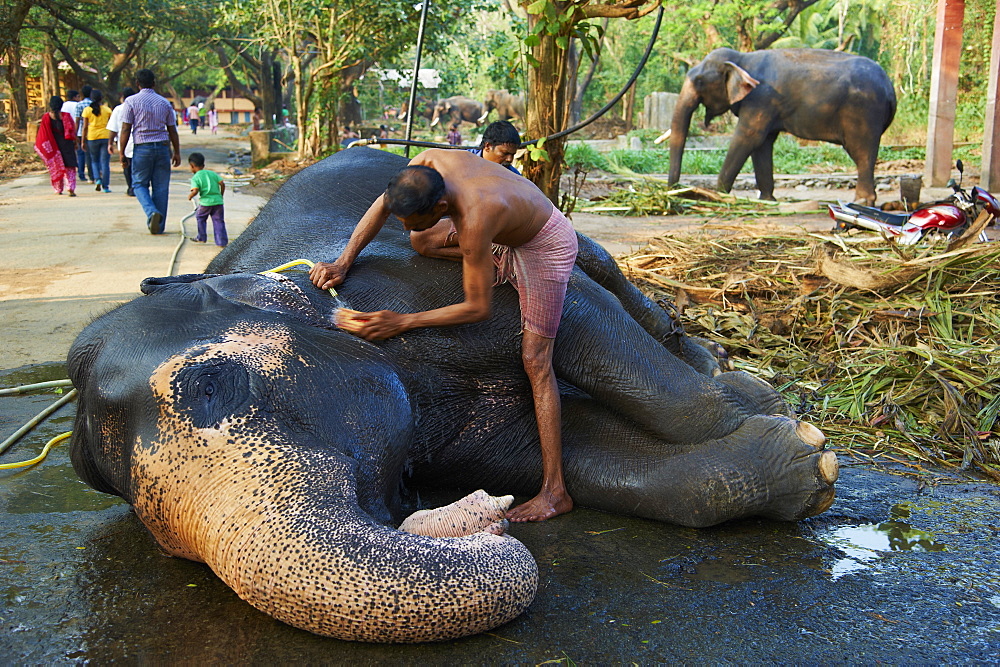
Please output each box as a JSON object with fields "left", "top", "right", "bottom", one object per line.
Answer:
{"left": 310, "top": 149, "right": 577, "bottom": 522}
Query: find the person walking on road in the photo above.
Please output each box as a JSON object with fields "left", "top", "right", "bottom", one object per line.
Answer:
{"left": 34, "top": 95, "right": 78, "bottom": 196}
{"left": 187, "top": 102, "right": 200, "bottom": 134}
{"left": 187, "top": 152, "right": 228, "bottom": 247}
{"left": 74, "top": 85, "right": 95, "bottom": 184}
{"left": 81, "top": 90, "right": 113, "bottom": 193}
{"left": 118, "top": 69, "right": 181, "bottom": 234}
{"left": 107, "top": 87, "right": 136, "bottom": 196}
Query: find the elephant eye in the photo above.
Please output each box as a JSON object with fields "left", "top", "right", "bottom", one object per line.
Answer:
{"left": 173, "top": 359, "right": 252, "bottom": 429}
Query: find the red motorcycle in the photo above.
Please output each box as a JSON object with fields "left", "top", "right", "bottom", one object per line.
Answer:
{"left": 828, "top": 161, "right": 1000, "bottom": 245}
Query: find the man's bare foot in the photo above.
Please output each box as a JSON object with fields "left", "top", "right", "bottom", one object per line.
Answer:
{"left": 507, "top": 491, "right": 573, "bottom": 522}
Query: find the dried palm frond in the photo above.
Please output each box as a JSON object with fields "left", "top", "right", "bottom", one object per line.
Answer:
{"left": 618, "top": 230, "right": 1000, "bottom": 481}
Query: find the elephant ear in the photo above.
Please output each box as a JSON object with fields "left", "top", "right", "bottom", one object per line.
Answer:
{"left": 724, "top": 61, "right": 760, "bottom": 105}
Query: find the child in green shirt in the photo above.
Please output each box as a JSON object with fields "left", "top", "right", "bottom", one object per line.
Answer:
{"left": 188, "top": 152, "right": 228, "bottom": 246}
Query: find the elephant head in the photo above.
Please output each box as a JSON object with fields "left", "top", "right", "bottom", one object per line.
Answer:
{"left": 478, "top": 90, "right": 525, "bottom": 124}
{"left": 67, "top": 271, "right": 537, "bottom": 643}
{"left": 668, "top": 49, "right": 759, "bottom": 186}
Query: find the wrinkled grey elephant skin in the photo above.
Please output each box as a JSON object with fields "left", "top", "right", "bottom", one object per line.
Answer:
{"left": 67, "top": 148, "right": 838, "bottom": 643}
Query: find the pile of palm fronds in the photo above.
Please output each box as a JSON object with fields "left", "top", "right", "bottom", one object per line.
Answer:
{"left": 617, "top": 227, "right": 1000, "bottom": 481}
{"left": 579, "top": 180, "right": 780, "bottom": 216}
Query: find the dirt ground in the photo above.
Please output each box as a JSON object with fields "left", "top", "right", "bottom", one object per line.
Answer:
{"left": 0, "top": 128, "right": 959, "bottom": 369}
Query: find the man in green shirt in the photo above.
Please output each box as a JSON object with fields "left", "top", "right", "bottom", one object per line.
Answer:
{"left": 187, "top": 152, "right": 228, "bottom": 246}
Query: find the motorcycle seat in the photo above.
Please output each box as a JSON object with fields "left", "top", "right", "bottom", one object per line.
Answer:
{"left": 843, "top": 202, "right": 911, "bottom": 226}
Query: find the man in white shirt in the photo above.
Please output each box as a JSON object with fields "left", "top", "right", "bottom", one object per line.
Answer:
{"left": 107, "top": 87, "right": 136, "bottom": 196}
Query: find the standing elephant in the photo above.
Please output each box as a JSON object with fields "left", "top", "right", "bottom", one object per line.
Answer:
{"left": 478, "top": 89, "right": 525, "bottom": 124}
{"left": 429, "top": 95, "right": 484, "bottom": 128}
{"left": 397, "top": 96, "right": 435, "bottom": 126}
{"left": 668, "top": 48, "right": 896, "bottom": 205}
{"left": 67, "top": 148, "right": 838, "bottom": 644}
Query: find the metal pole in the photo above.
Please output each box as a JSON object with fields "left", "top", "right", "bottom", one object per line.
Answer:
{"left": 405, "top": 0, "right": 431, "bottom": 158}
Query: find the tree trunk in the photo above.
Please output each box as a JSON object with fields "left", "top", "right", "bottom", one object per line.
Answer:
{"left": 521, "top": 10, "right": 572, "bottom": 205}
{"left": 5, "top": 41, "right": 29, "bottom": 131}
{"left": 42, "top": 40, "right": 60, "bottom": 102}
{"left": 622, "top": 84, "right": 636, "bottom": 132}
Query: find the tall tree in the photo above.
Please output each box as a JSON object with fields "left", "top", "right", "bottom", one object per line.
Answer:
{"left": 230, "top": 0, "right": 481, "bottom": 157}
{"left": 1, "top": 0, "right": 33, "bottom": 130}
{"left": 518, "top": 0, "right": 659, "bottom": 204}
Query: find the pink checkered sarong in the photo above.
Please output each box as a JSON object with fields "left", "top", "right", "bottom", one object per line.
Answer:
{"left": 493, "top": 205, "right": 578, "bottom": 338}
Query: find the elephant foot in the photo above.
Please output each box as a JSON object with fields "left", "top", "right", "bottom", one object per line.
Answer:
{"left": 398, "top": 489, "right": 513, "bottom": 538}
{"left": 718, "top": 415, "right": 838, "bottom": 523}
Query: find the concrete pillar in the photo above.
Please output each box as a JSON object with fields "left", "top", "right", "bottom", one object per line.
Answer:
{"left": 982, "top": 3, "right": 1000, "bottom": 191}
{"left": 925, "top": 0, "right": 965, "bottom": 187}
{"left": 642, "top": 92, "right": 678, "bottom": 131}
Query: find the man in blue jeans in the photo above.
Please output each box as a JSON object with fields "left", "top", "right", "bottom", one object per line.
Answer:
{"left": 117, "top": 69, "right": 181, "bottom": 234}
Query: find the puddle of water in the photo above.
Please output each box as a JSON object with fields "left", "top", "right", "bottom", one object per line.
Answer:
{"left": 818, "top": 504, "right": 947, "bottom": 579}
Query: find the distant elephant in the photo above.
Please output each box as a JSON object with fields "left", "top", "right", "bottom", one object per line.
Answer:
{"left": 430, "top": 95, "right": 484, "bottom": 128}
{"left": 338, "top": 94, "right": 362, "bottom": 129}
{"left": 397, "top": 96, "right": 434, "bottom": 126}
{"left": 668, "top": 48, "right": 896, "bottom": 205}
{"left": 67, "top": 148, "right": 838, "bottom": 644}
{"left": 479, "top": 89, "right": 525, "bottom": 123}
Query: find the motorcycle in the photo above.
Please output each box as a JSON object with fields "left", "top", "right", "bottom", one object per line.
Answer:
{"left": 828, "top": 160, "right": 1000, "bottom": 245}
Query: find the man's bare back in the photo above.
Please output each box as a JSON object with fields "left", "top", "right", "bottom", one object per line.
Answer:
{"left": 410, "top": 149, "right": 553, "bottom": 248}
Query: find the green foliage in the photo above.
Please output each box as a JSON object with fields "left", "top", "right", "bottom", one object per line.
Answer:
{"left": 564, "top": 142, "right": 610, "bottom": 171}
{"left": 607, "top": 149, "right": 671, "bottom": 174}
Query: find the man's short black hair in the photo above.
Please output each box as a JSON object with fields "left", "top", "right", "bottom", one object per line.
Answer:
{"left": 188, "top": 152, "right": 206, "bottom": 168}
{"left": 66, "top": 89, "right": 79, "bottom": 101}
{"left": 480, "top": 120, "right": 520, "bottom": 149}
{"left": 384, "top": 165, "right": 445, "bottom": 217}
{"left": 136, "top": 69, "right": 156, "bottom": 89}
{"left": 121, "top": 87, "right": 136, "bottom": 101}
{"left": 81, "top": 85, "right": 92, "bottom": 98}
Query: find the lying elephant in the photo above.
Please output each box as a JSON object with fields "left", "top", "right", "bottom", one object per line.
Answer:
{"left": 668, "top": 47, "right": 896, "bottom": 205}
{"left": 67, "top": 148, "right": 838, "bottom": 643}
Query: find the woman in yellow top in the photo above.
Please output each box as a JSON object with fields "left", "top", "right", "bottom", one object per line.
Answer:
{"left": 81, "top": 89, "right": 113, "bottom": 193}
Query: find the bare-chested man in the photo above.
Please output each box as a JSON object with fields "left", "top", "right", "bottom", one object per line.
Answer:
{"left": 309, "top": 148, "right": 578, "bottom": 521}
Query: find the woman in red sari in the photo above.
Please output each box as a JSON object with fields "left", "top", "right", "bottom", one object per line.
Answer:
{"left": 34, "top": 96, "right": 78, "bottom": 196}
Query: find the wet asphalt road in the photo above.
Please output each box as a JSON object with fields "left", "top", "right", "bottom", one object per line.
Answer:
{"left": 2, "top": 364, "right": 999, "bottom": 663}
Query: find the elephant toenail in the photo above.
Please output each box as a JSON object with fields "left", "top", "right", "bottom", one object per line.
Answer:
{"left": 818, "top": 450, "right": 839, "bottom": 484}
{"left": 796, "top": 421, "right": 826, "bottom": 449}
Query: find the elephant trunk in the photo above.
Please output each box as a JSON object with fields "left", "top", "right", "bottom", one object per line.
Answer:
{"left": 131, "top": 427, "right": 537, "bottom": 643}
{"left": 668, "top": 77, "right": 701, "bottom": 186}
{"left": 220, "top": 508, "right": 537, "bottom": 642}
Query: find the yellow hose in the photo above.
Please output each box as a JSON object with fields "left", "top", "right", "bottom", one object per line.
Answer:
{"left": 261, "top": 259, "right": 338, "bottom": 298}
{"left": 0, "top": 432, "right": 72, "bottom": 470}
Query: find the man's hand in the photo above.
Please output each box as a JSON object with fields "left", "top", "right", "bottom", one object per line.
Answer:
{"left": 336, "top": 309, "right": 409, "bottom": 341}
{"left": 309, "top": 261, "right": 348, "bottom": 290}
{"left": 171, "top": 151, "right": 181, "bottom": 167}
